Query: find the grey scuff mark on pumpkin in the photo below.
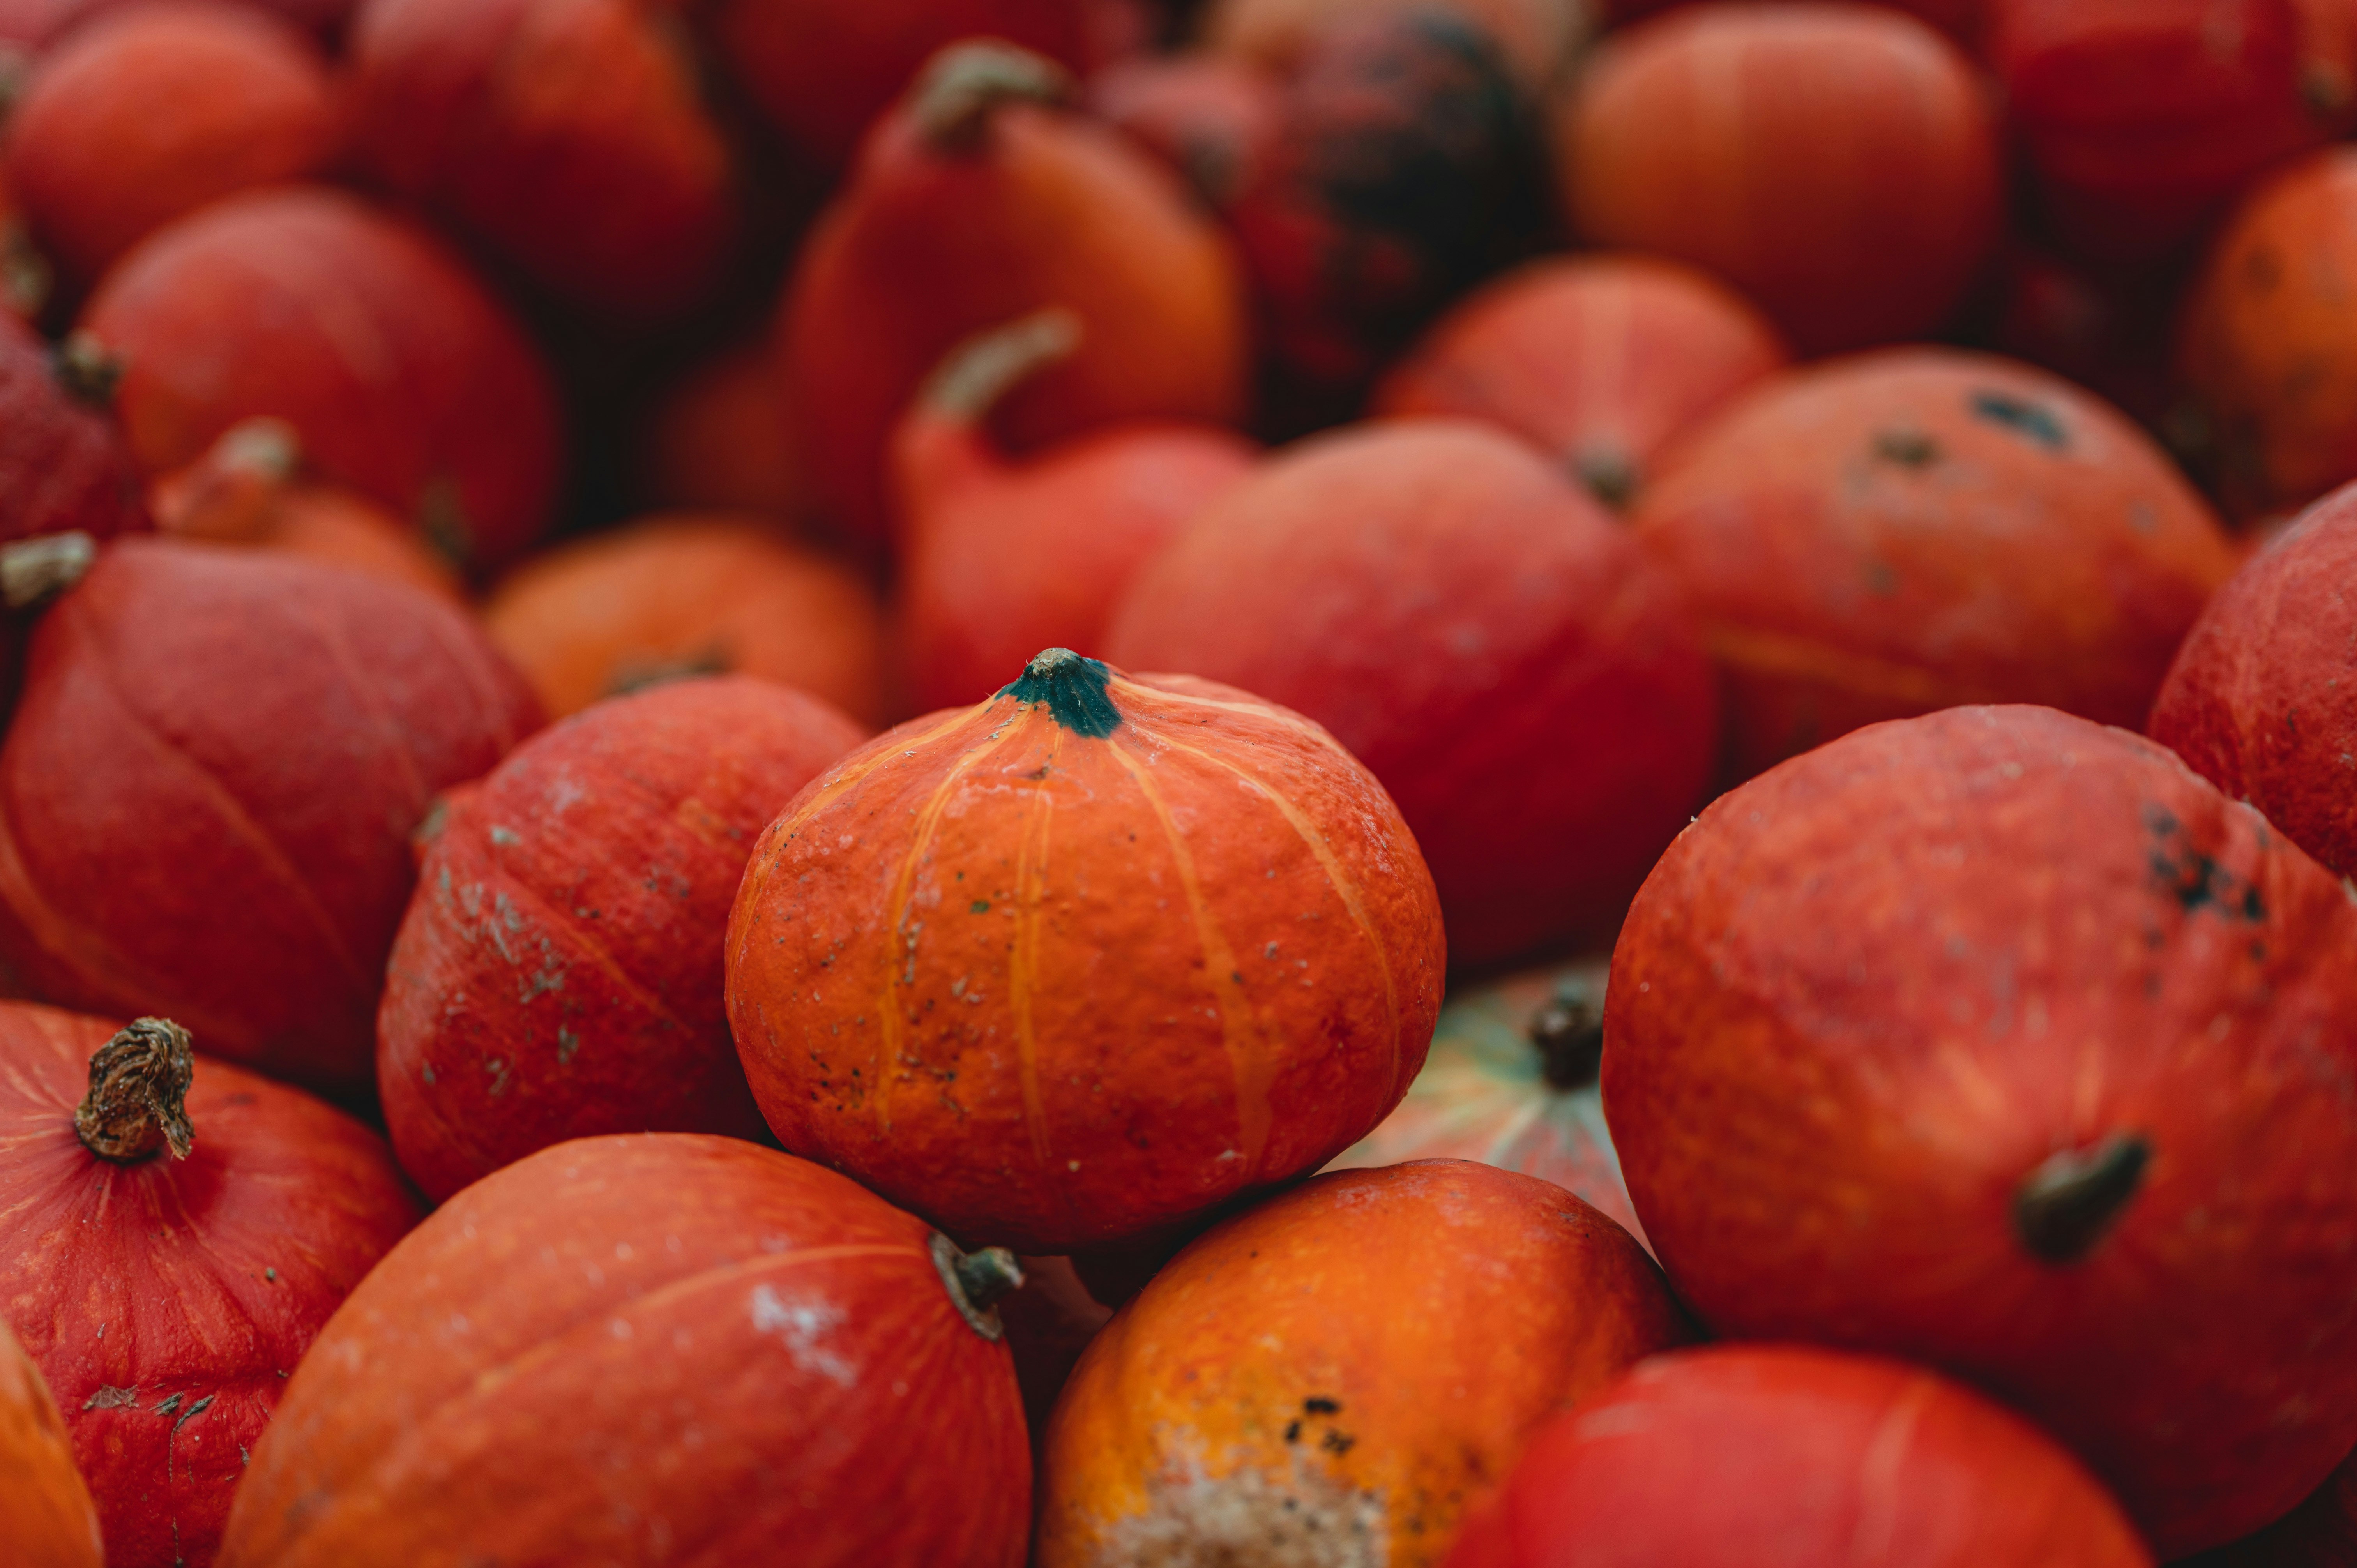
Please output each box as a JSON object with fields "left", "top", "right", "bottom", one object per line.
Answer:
{"left": 747, "top": 1283, "right": 856, "bottom": 1388}
{"left": 1088, "top": 1432, "right": 1389, "bottom": 1567}
{"left": 557, "top": 1026, "right": 581, "bottom": 1065}
{"left": 82, "top": 1385, "right": 138, "bottom": 1411}
{"left": 1969, "top": 390, "right": 2069, "bottom": 451}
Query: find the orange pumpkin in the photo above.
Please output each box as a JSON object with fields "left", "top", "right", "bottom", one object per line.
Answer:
{"left": 1559, "top": 3, "right": 2002, "bottom": 353}
{"left": 0, "top": 1321, "right": 101, "bottom": 1568}
{"left": 1035, "top": 1160, "right": 1688, "bottom": 1567}
{"left": 483, "top": 512, "right": 891, "bottom": 726}
{"left": 726, "top": 649, "right": 1447, "bottom": 1255}
{"left": 634, "top": 344, "right": 815, "bottom": 524}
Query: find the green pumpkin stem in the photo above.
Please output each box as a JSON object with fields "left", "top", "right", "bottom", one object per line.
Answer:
{"left": 0, "top": 530, "right": 95, "bottom": 611}
{"left": 911, "top": 41, "right": 1074, "bottom": 153}
{"left": 52, "top": 331, "right": 124, "bottom": 409}
{"left": 922, "top": 310, "right": 1083, "bottom": 423}
{"left": 931, "top": 1233, "right": 1024, "bottom": 1341}
{"left": 1529, "top": 976, "right": 1606, "bottom": 1090}
{"left": 2013, "top": 1132, "right": 2150, "bottom": 1264}
{"left": 74, "top": 1018, "right": 196, "bottom": 1164}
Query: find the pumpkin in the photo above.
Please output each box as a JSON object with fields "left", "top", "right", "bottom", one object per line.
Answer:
{"left": 348, "top": 0, "right": 738, "bottom": 320}
{"left": 0, "top": 1319, "right": 102, "bottom": 1568}
{"left": 0, "top": 167, "right": 52, "bottom": 320}
{"left": 1203, "top": 0, "right": 1590, "bottom": 90}
{"left": 895, "top": 311, "right": 1258, "bottom": 711}
{"left": 1599, "top": 0, "right": 1984, "bottom": 41}
{"left": 217, "top": 1134, "right": 1033, "bottom": 1567}
{"left": 2150, "top": 483, "right": 2357, "bottom": 881}
{"left": 148, "top": 418, "right": 465, "bottom": 603}
{"left": 5, "top": 3, "right": 340, "bottom": 287}
{"left": 0, "top": 0, "right": 354, "bottom": 47}
{"left": 1107, "top": 419, "right": 1717, "bottom": 969}
{"left": 1987, "top": 0, "right": 2343, "bottom": 266}
{"left": 779, "top": 39, "right": 1249, "bottom": 544}
{"left": 1324, "top": 957, "right": 1644, "bottom": 1251}
{"left": 1372, "top": 253, "right": 1791, "bottom": 509}
{"left": 2189, "top": 1454, "right": 2357, "bottom": 1566}
{"left": 1000, "top": 1253, "right": 1113, "bottom": 1448}
{"left": 0, "top": 318, "right": 145, "bottom": 546}
{"left": 2178, "top": 149, "right": 2357, "bottom": 520}
{"left": 379, "top": 675, "right": 869, "bottom": 1202}
{"left": 482, "top": 512, "right": 890, "bottom": 727}
{"left": 1558, "top": 3, "right": 2002, "bottom": 353}
{"left": 0, "top": 1007, "right": 422, "bottom": 1568}
{"left": 726, "top": 648, "right": 1446, "bottom": 1254}
{"left": 1035, "top": 1160, "right": 1688, "bottom": 1567}
{"left": 1445, "top": 1346, "right": 2151, "bottom": 1568}
{"left": 1604, "top": 704, "right": 2357, "bottom": 1555}
{"left": 1088, "top": 50, "right": 1282, "bottom": 208}
{"left": 0, "top": 537, "right": 540, "bottom": 1094}
{"left": 705, "top": 0, "right": 1104, "bottom": 169}
{"left": 80, "top": 184, "right": 564, "bottom": 574}
{"left": 635, "top": 344, "right": 814, "bottom": 524}
{"left": 1630, "top": 348, "right": 2238, "bottom": 781}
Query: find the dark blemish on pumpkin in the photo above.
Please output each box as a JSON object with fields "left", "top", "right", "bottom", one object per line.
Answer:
{"left": 971, "top": 900, "right": 991, "bottom": 915}
{"left": 999, "top": 648, "right": 1122, "bottom": 737}
{"left": 265, "top": 1268, "right": 277, "bottom": 1282}
{"left": 1970, "top": 391, "right": 2068, "bottom": 451}
{"left": 485, "top": 1058, "right": 510, "bottom": 1097}
{"left": 1863, "top": 561, "right": 1900, "bottom": 597}
{"left": 1304, "top": 1397, "right": 1341, "bottom": 1416}
{"left": 1872, "top": 428, "right": 1940, "bottom": 467}
{"left": 2147, "top": 806, "right": 2268, "bottom": 923}
{"left": 1285, "top": 1420, "right": 1303, "bottom": 1443}
{"left": 557, "top": 1028, "right": 581, "bottom": 1065}
{"left": 174, "top": 1395, "right": 213, "bottom": 1434}
{"left": 152, "top": 1393, "right": 183, "bottom": 1417}
{"left": 82, "top": 1386, "right": 138, "bottom": 1411}
{"left": 222, "top": 1093, "right": 256, "bottom": 1108}
{"left": 1322, "top": 1429, "right": 1358, "bottom": 1456}
{"left": 421, "top": 1063, "right": 436, "bottom": 1086}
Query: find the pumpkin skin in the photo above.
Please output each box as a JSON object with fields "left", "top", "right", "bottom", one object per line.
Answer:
{"left": 378, "top": 676, "right": 870, "bottom": 1203}
{"left": 216, "top": 1134, "right": 1032, "bottom": 1568}
{"left": 0, "top": 0, "right": 355, "bottom": 47}
{"left": 1107, "top": 419, "right": 1717, "bottom": 969}
{"left": 80, "top": 184, "right": 564, "bottom": 574}
{"left": 0, "top": 315, "right": 147, "bottom": 546}
{"left": 0, "top": 538, "right": 541, "bottom": 1095}
{"left": 1204, "top": 0, "right": 1590, "bottom": 90}
{"left": 726, "top": 650, "right": 1446, "bottom": 1255}
{"left": 2150, "top": 484, "right": 2357, "bottom": 881}
{"left": 779, "top": 40, "right": 1251, "bottom": 545}
{"left": 482, "top": 512, "right": 890, "bottom": 727}
{"left": 1088, "top": 51, "right": 1283, "bottom": 209}
{"left": 1035, "top": 1160, "right": 1688, "bottom": 1568}
{"left": 0, "top": 1006, "right": 422, "bottom": 1568}
{"left": 1560, "top": 3, "right": 2002, "bottom": 353}
{"left": 1372, "top": 253, "right": 1791, "bottom": 509}
{"left": 348, "top": 0, "right": 738, "bottom": 320}
{"left": 1631, "top": 349, "right": 2239, "bottom": 781}
{"left": 1600, "top": 0, "right": 1983, "bottom": 41}
{"left": 1444, "top": 1346, "right": 2152, "bottom": 1568}
{"left": 0, "top": 1320, "right": 102, "bottom": 1568}
{"left": 894, "top": 312, "right": 1259, "bottom": 711}
{"left": 635, "top": 344, "right": 814, "bottom": 524}
{"left": 1324, "top": 957, "right": 1644, "bottom": 1250}
{"left": 5, "top": 4, "right": 341, "bottom": 288}
{"left": 2189, "top": 1455, "right": 2357, "bottom": 1566}
{"left": 1604, "top": 704, "right": 2357, "bottom": 1555}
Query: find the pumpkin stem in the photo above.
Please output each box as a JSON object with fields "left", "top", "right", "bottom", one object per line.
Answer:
{"left": 2013, "top": 1132, "right": 2149, "bottom": 1264}
{"left": 52, "top": 332, "right": 125, "bottom": 409}
{"left": 931, "top": 1233, "right": 1025, "bottom": 1341}
{"left": 1569, "top": 442, "right": 1638, "bottom": 512}
{"left": 74, "top": 1018, "right": 195, "bottom": 1164}
{"left": 912, "top": 41, "right": 1074, "bottom": 153}
{"left": 1528, "top": 974, "right": 1605, "bottom": 1090}
{"left": 0, "top": 219, "right": 51, "bottom": 321}
{"left": 1000, "top": 648, "right": 1123, "bottom": 737}
{"left": 0, "top": 530, "right": 95, "bottom": 611}
{"left": 212, "top": 417, "right": 304, "bottom": 484}
{"left": 921, "top": 310, "right": 1083, "bottom": 424}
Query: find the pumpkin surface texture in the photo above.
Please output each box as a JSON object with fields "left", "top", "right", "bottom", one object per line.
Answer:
{"left": 0, "top": 316, "right": 147, "bottom": 547}
{"left": 726, "top": 649, "right": 1446, "bottom": 1255}
{"left": 0, "top": 1318, "right": 103, "bottom": 1568}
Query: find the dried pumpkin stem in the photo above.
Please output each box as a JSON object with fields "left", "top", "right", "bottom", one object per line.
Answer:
{"left": 74, "top": 1018, "right": 196, "bottom": 1164}
{"left": 0, "top": 530, "right": 95, "bottom": 611}
{"left": 214, "top": 418, "right": 304, "bottom": 484}
{"left": 922, "top": 310, "right": 1083, "bottom": 422}
{"left": 911, "top": 42, "right": 1074, "bottom": 153}
{"left": 1528, "top": 976, "right": 1606, "bottom": 1090}
{"left": 52, "top": 332, "right": 125, "bottom": 409}
{"left": 2013, "top": 1131, "right": 2149, "bottom": 1264}
{"left": 931, "top": 1232, "right": 1025, "bottom": 1341}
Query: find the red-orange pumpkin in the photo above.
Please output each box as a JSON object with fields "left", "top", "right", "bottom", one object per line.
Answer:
{"left": 1604, "top": 704, "right": 2357, "bottom": 1555}
{"left": 379, "top": 675, "right": 869, "bottom": 1202}
{"left": 1107, "top": 419, "right": 1717, "bottom": 969}
{"left": 348, "top": 0, "right": 739, "bottom": 320}
{"left": 1088, "top": 50, "right": 1282, "bottom": 208}
{"left": 1372, "top": 253, "right": 1791, "bottom": 508}
{"left": 779, "top": 40, "right": 1250, "bottom": 544}
{"left": 0, "top": 318, "right": 145, "bottom": 546}
{"left": 217, "top": 1134, "right": 1033, "bottom": 1567}
{"left": 0, "top": 1006, "right": 421, "bottom": 1568}
{"left": 0, "top": 537, "right": 540, "bottom": 1094}
{"left": 1631, "top": 348, "right": 2238, "bottom": 780}
{"left": 1035, "top": 1160, "right": 1688, "bottom": 1567}
{"left": 0, "top": 0, "right": 353, "bottom": 47}
{"left": 80, "top": 184, "right": 564, "bottom": 574}
{"left": 726, "top": 649, "right": 1447, "bottom": 1254}
{"left": 0, "top": 1319, "right": 102, "bottom": 1568}
{"left": 1559, "top": 3, "right": 2002, "bottom": 353}
{"left": 2189, "top": 1454, "right": 2357, "bottom": 1565}
{"left": 1445, "top": 1346, "right": 2151, "bottom": 1568}
{"left": 634, "top": 344, "right": 816, "bottom": 524}
{"left": 894, "top": 311, "right": 1258, "bottom": 710}
{"left": 5, "top": 3, "right": 341, "bottom": 287}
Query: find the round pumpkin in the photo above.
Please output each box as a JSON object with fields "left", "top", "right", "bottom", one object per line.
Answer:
{"left": 1088, "top": 51, "right": 1282, "bottom": 209}
{"left": 1445, "top": 1346, "right": 2152, "bottom": 1568}
{"left": 0, "top": 1319, "right": 102, "bottom": 1568}
{"left": 0, "top": 1006, "right": 422, "bottom": 1568}
{"left": 1604, "top": 703, "right": 2357, "bottom": 1556}
{"left": 2188, "top": 1453, "right": 2357, "bottom": 1565}
{"left": 1324, "top": 957, "right": 1644, "bottom": 1250}
{"left": 5, "top": 3, "right": 340, "bottom": 286}
{"left": 1035, "top": 1159, "right": 1687, "bottom": 1567}
{"left": 1106, "top": 419, "right": 1717, "bottom": 969}
{"left": 0, "top": 0, "right": 353, "bottom": 47}
{"left": 482, "top": 512, "right": 890, "bottom": 727}
{"left": 895, "top": 311, "right": 1258, "bottom": 710}
{"left": 780, "top": 39, "right": 1250, "bottom": 544}
{"left": 1558, "top": 2, "right": 2001, "bottom": 353}
{"left": 635, "top": 344, "right": 814, "bottom": 523}
{"left": 0, "top": 537, "right": 541, "bottom": 1094}
{"left": 726, "top": 648, "right": 1447, "bottom": 1254}
{"left": 1630, "top": 348, "right": 2239, "bottom": 781}
{"left": 0, "top": 317, "right": 146, "bottom": 546}
{"left": 216, "top": 1133, "right": 1032, "bottom": 1567}
{"left": 1372, "top": 253, "right": 1791, "bottom": 509}
{"left": 80, "top": 184, "right": 564, "bottom": 574}
{"left": 380, "top": 675, "right": 870, "bottom": 1202}
{"left": 349, "top": 0, "right": 738, "bottom": 320}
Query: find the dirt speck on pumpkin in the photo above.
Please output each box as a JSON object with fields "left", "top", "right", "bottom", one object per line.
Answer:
{"left": 1084, "top": 1435, "right": 1388, "bottom": 1566}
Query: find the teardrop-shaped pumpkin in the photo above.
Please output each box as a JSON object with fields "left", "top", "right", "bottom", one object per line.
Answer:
{"left": 726, "top": 649, "right": 1447, "bottom": 1254}
{"left": 0, "top": 1319, "right": 102, "bottom": 1568}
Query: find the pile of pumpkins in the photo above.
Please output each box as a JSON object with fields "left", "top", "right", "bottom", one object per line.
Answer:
{"left": 7, "top": 0, "right": 2357, "bottom": 1563}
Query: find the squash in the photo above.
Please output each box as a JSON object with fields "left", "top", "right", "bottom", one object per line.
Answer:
{"left": 634, "top": 344, "right": 815, "bottom": 524}
{"left": 0, "top": 318, "right": 145, "bottom": 547}
{"left": 1203, "top": 0, "right": 1590, "bottom": 91}
{"left": 1088, "top": 51, "right": 1282, "bottom": 208}
{"left": 0, "top": 1319, "right": 102, "bottom": 1568}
